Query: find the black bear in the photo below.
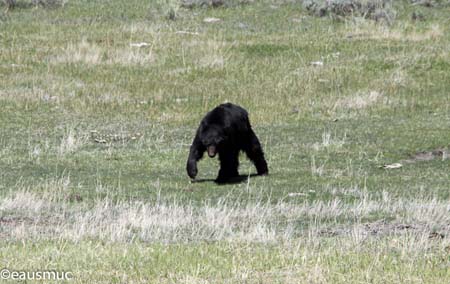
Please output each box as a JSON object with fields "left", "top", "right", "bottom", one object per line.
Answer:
{"left": 186, "top": 103, "right": 268, "bottom": 183}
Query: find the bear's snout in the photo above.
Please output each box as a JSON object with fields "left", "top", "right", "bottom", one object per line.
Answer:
{"left": 207, "top": 145, "right": 217, "bottom": 158}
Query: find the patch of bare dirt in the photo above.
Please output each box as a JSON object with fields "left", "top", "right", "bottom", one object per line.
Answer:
{"left": 0, "top": 216, "right": 33, "bottom": 225}
{"left": 403, "top": 148, "right": 449, "bottom": 164}
{"left": 318, "top": 220, "right": 449, "bottom": 239}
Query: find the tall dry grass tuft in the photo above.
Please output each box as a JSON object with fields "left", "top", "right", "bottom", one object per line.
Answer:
{"left": 58, "top": 129, "right": 86, "bottom": 156}
{"left": 347, "top": 21, "right": 443, "bottom": 41}
{"left": 334, "top": 90, "right": 383, "bottom": 110}
{"left": 53, "top": 39, "right": 155, "bottom": 66}
{"left": 312, "top": 131, "right": 347, "bottom": 150}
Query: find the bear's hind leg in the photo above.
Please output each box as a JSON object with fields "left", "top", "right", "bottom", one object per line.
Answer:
{"left": 243, "top": 129, "right": 268, "bottom": 176}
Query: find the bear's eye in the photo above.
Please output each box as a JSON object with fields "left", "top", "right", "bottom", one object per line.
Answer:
{"left": 202, "top": 138, "right": 214, "bottom": 146}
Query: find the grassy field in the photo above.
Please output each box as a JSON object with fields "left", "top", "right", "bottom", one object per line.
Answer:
{"left": 1, "top": 0, "right": 449, "bottom": 283}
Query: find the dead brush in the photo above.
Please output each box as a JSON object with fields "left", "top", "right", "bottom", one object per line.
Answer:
{"left": 303, "top": 0, "right": 396, "bottom": 24}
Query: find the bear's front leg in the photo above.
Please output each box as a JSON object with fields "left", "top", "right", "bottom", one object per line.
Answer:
{"left": 186, "top": 136, "right": 205, "bottom": 180}
{"left": 216, "top": 150, "right": 239, "bottom": 183}
{"left": 186, "top": 158, "right": 198, "bottom": 180}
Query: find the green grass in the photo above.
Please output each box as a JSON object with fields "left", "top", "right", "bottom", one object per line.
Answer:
{"left": 2, "top": 240, "right": 448, "bottom": 283}
{"left": 0, "top": 0, "right": 449, "bottom": 283}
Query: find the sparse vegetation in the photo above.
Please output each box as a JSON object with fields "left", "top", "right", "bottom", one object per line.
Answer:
{"left": 0, "top": 0, "right": 449, "bottom": 283}
{"left": 1, "top": 0, "right": 66, "bottom": 10}
{"left": 302, "top": 0, "right": 396, "bottom": 23}
{"left": 411, "top": 0, "right": 450, "bottom": 7}
{"left": 180, "top": 0, "right": 255, "bottom": 9}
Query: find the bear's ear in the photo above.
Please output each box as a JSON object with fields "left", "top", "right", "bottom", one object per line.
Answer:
{"left": 198, "top": 121, "right": 207, "bottom": 132}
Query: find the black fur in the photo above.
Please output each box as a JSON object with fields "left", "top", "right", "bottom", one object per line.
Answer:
{"left": 187, "top": 103, "right": 268, "bottom": 183}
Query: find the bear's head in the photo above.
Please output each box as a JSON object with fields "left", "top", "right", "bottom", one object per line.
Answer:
{"left": 200, "top": 125, "right": 226, "bottom": 158}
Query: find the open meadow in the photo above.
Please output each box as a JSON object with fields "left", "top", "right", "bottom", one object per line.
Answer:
{"left": 0, "top": 0, "right": 449, "bottom": 283}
